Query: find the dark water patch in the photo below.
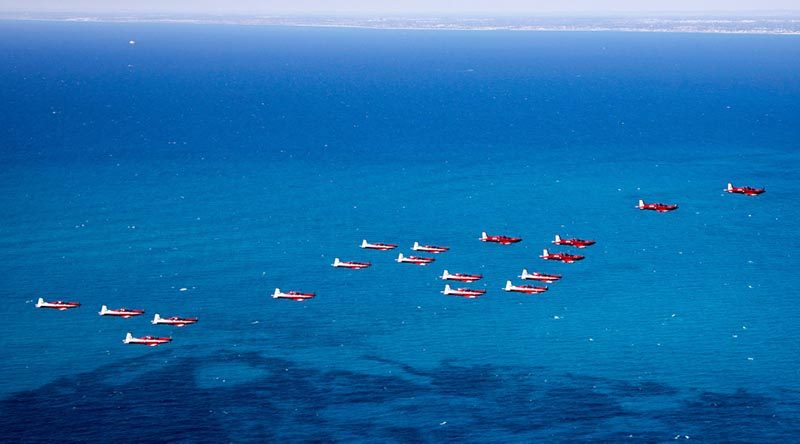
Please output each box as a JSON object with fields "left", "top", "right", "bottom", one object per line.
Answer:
{"left": 652, "top": 389, "right": 800, "bottom": 442}
{"left": 0, "top": 362, "right": 231, "bottom": 442}
{"left": 1, "top": 352, "right": 799, "bottom": 442}
{"left": 611, "top": 380, "right": 681, "bottom": 398}
{"left": 565, "top": 372, "right": 680, "bottom": 399}
{"left": 542, "top": 386, "right": 628, "bottom": 423}
{"left": 363, "top": 354, "right": 434, "bottom": 378}
{"left": 318, "top": 369, "right": 427, "bottom": 405}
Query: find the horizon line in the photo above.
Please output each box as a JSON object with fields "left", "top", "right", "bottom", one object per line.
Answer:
{"left": 3, "top": 11, "right": 800, "bottom": 36}
{"left": 3, "top": 9, "right": 800, "bottom": 18}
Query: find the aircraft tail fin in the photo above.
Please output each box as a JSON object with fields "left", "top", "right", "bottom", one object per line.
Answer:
{"left": 333, "top": 258, "right": 341, "bottom": 267}
{"left": 638, "top": 199, "right": 645, "bottom": 208}
{"left": 442, "top": 270, "right": 449, "bottom": 279}
{"left": 521, "top": 269, "right": 530, "bottom": 279}
{"left": 554, "top": 234, "right": 561, "bottom": 243}
{"left": 542, "top": 249, "right": 549, "bottom": 256}
{"left": 152, "top": 314, "right": 161, "bottom": 324}
{"left": 505, "top": 280, "right": 512, "bottom": 291}
{"left": 35, "top": 297, "right": 44, "bottom": 307}
{"left": 727, "top": 183, "right": 733, "bottom": 191}
{"left": 444, "top": 284, "right": 452, "bottom": 294}
{"left": 272, "top": 288, "right": 281, "bottom": 298}
{"left": 413, "top": 241, "right": 420, "bottom": 250}
{"left": 99, "top": 305, "right": 108, "bottom": 315}
{"left": 481, "top": 231, "right": 488, "bottom": 240}
{"left": 360, "top": 239, "right": 368, "bottom": 248}
{"left": 124, "top": 332, "right": 133, "bottom": 344}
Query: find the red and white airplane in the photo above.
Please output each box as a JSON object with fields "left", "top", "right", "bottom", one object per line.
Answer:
{"left": 540, "top": 249, "right": 585, "bottom": 263}
{"left": 151, "top": 313, "right": 198, "bottom": 327}
{"left": 440, "top": 270, "right": 483, "bottom": 282}
{"left": 99, "top": 305, "right": 145, "bottom": 318}
{"left": 503, "top": 280, "right": 548, "bottom": 294}
{"left": 123, "top": 332, "right": 172, "bottom": 347}
{"left": 637, "top": 199, "right": 678, "bottom": 212}
{"left": 725, "top": 183, "right": 765, "bottom": 196}
{"left": 442, "top": 284, "right": 486, "bottom": 298}
{"left": 480, "top": 231, "right": 522, "bottom": 245}
{"left": 412, "top": 242, "right": 449, "bottom": 253}
{"left": 360, "top": 239, "right": 397, "bottom": 251}
{"left": 519, "top": 269, "right": 562, "bottom": 283}
{"left": 273, "top": 288, "right": 316, "bottom": 301}
{"left": 552, "top": 234, "right": 595, "bottom": 248}
{"left": 332, "top": 258, "right": 371, "bottom": 269}
{"left": 35, "top": 297, "right": 80, "bottom": 310}
{"left": 396, "top": 253, "right": 435, "bottom": 266}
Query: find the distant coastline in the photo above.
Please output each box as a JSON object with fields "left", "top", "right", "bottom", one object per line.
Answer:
{"left": 2, "top": 13, "right": 800, "bottom": 35}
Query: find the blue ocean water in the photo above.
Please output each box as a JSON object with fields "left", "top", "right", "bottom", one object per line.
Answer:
{"left": 1, "top": 21, "right": 799, "bottom": 441}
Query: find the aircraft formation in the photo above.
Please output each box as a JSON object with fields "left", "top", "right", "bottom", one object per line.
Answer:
{"left": 34, "top": 182, "right": 764, "bottom": 347}
{"left": 279, "top": 230, "right": 590, "bottom": 301}
{"left": 34, "top": 296, "right": 194, "bottom": 347}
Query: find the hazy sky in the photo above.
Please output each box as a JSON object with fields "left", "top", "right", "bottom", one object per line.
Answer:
{"left": 2, "top": 0, "right": 798, "bottom": 15}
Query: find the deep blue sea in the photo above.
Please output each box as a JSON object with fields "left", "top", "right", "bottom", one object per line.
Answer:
{"left": 1, "top": 21, "right": 799, "bottom": 441}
